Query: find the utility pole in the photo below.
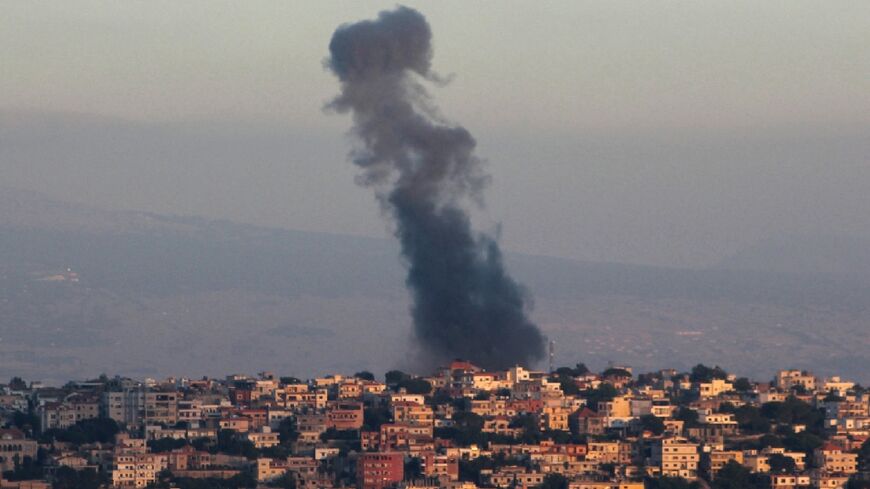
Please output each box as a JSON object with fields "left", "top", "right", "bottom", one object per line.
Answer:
{"left": 548, "top": 338, "right": 555, "bottom": 373}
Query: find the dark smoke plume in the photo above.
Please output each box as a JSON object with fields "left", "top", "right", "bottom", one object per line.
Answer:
{"left": 327, "top": 6, "right": 544, "bottom": 370}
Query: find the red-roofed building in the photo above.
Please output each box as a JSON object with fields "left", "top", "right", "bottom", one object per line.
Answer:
{"left": 814, "top": 443, "right": 857, "bottom": 475}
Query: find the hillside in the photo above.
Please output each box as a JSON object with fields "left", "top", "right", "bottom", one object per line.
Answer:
{"left": 1, "top": 188, "right": 868, "bottom": 383}
{"left": 718, "top": 233, "right": 870, "bottom": 277}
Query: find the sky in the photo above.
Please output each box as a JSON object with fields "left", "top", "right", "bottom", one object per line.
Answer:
{"left": 1, "top": 1, "right": 869, "bottom": 267}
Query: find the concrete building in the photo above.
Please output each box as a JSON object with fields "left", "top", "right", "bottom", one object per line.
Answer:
{"left": 706, "top": 450, "right": 743, "bottom": 478}
{"left": 597, "top": 396, "right": 630, "bottom": 418}
{"left": 328, "top": 401, "right": 365, "bottom": 431}
{"left": 38, "top": 395, "right": 100, "bottom": 431}
{"left": 246, "top": 426, "right": 280, "bottom": 449}
{"left": 111, "top": 433, "right": 165, "bottom": 488}
{"left": 652, "top": 437, "right": 699, "bottom": 479}
{"left": 813, "top": 444, "right": 857, "bottom": 475}
{"left": 420, "top": 451, "right": 459, "bottom": 481}
{"left": 698, "top": 379, "right": 733, "bottom": 398}
{"left": 776, "top": 370, "right": 817, "bottom": 391}
{"left": 144, "top": 391, "right": 178, "bottom": 425}
{"left": 103, "top": 390, "right": 146, "bottom": 426}
{"left": 357, "top": 452, "right": 404, "bottom": 489}
{"left": 0, "top": 429, "right": 37, "bottom": 472}
{"left": 392, "top": 402, "right": 435, "bottom": 427}
{"left": 570, "top": 483, "right": 643, "bottom": 489}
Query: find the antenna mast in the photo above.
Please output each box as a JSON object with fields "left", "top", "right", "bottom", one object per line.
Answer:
{"left": 548, "top": 339, "right": 555, "bottom": 373}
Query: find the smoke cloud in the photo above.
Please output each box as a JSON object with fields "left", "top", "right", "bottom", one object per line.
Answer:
{"left": 327, "top": 6, "right": 544, "bottom": 370}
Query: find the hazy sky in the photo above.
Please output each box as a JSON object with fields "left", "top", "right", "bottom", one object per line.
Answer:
{"left": 2, "top": 1, "right": 869, "bottom": 267}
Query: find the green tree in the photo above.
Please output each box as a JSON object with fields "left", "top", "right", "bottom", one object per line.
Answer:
{"left": 52, "top": 467, "right": 104, "bottom": 489}
{"left": 3, "top": 455, "right": 43, "bottom": 481}
{"left": 212, "top": 429, "right": 258, "bottom": 459}
{"left": 550, "top": 370, "right": 580, "bottom": 396}
{"left": 582, "top": 383, "right": 618, "bottom": 411}
{"left": 260, "top": 445, "right": 292, "bottom": 459}
{"left": 277, "top": 417, "right": 299, "bottom": 445}
{"left": 541, "top": 429, "right": 573, "bottom": 444}
{"left": 733, "top": 377, "right": 753, "bottom": 392}
{"left": 509, "top": 413, "right": 541, "bottom": 443}
{"left": 148, "top": 437, "right": 187, "bottom": 452}
{"left": 452, "top": 411, "right": 485, "bottom": 445}
{"left": 760, "top": 397, "right": 824, "bottom": 433}
{"left": 572, "top": 363, "right": 590, "bottom": 375}
{"left": 554, "top": 364, "right": 589, "bottom": 377}
{"left": 782, "top": 431, "right": 824, "bottom": 453}
{"left": 396, "top": 378, "right": 432, "bottom": 395}
{"left": 758, "top": 434, "right": 784, "bottom": 449}
{"left": 266, "top": 472, "right": 297, "bottom": 489}
{"left": 10, "top": 411, "right": 40, "bottom": 434}
{"left": 190, "top": 437, "right": 211, "bottom": 451}
{"left": 319, "top": 428, "right": 358, "bottom": 441}
{"left": 363, "top": 405, "right": 392, "bottom": 431}
{"left": 405, "top": 457, "right": 423, "bottom": 480}
{"left": 858, "top": 438, "right": 870, "bottom": 471}
{"left": 639, "top": 414, "right": 665, "bottom": 435}
{"left": 768, "top": 453, "right": 796, "bottom": 474}
{"left": 732, "top": 405, "right": 770, "bottom": 434}
{"left": 474, "top": 391, "right": 491, "bottom": 401}
{"left": 644, "top": 476, "right": 701, "bottom": 489}
{"left": 823, "top": 392, "right": 845, "bottom": 402}
{"left": 41, "top": 418, "right": 120, "bottom": 445}
{"left": 636, "top": 372, "right": 661, "bottom": 386}
{"left": 354, "top": 371, "right": 375, "bottom": 381}
{"left": 437, "top": 411, "right": 492, "bottom": 446}
{"left": 689, "top": 364, "right": 728, "bottom": 383}
{"left": 459, "top": 456, "right": 499, "bottom": 482}
{"left": 385, "top": 370, "right": 410, "bottom": 386}
{"left": 537, "top": 473, "right": 568, "bottom": 489}
{"left": 165, "top": 472, "right": 257, "bottom": 489}
{"left": 712, "top": 460, "right": 767, "bottom": 489}
{"left": 675, "top": 407, "right": 700, "bottom": 428}
{"left": 602, "top": 368, "right": 632, "bottom": 379}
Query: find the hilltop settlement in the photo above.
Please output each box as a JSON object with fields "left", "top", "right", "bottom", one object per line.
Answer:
{"left": 0, "top": 362, "right": 868, "bottom": 489}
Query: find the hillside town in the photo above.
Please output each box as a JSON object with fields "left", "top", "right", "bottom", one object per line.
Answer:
{"left": 0, "top": 362, "right": 868, "bottom": 489}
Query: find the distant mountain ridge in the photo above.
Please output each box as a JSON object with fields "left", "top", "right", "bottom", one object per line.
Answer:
{"left": 1, "top": 187, "right": 868, "bottom": 384}
{"left": 4, "top": 186, "right": 869, "bottom": 307}
{"left": 717, "top": 233, "right": 870, "bottom": 277}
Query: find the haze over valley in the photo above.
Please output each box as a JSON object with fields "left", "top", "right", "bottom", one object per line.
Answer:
{"left": 2, "top": 188, "right": 868, "bottom": 384}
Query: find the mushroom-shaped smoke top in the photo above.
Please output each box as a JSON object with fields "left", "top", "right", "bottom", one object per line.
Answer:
{"left": 326, "top": 6, "right": 545, "bottom": 371}
{"left": 328, "top": 6, "right": 433, "bottom": 82}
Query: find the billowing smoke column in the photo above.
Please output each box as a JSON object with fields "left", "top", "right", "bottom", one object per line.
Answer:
{"left": 327, "top": 6, "right": 544, "bottom": 370}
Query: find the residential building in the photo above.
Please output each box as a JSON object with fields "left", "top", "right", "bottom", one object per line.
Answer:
{"left": 357, "top": 452, "right": 404, "bottom": 489}
{"left": 652, "top": 437, "right": 699, "bottom": 479}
